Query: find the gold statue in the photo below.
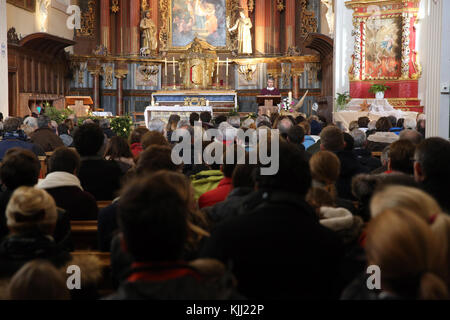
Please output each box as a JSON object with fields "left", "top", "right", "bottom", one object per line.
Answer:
{"left": 140, "top": 11, "right": 157, "bottom": 55}
{"left": 227, "top": 10, "right": 253, "bottom": 55}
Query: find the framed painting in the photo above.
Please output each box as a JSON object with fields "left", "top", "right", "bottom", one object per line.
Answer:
{"left": 159, "top": 0, "right": 239, "bottom": 51}
{"left": 7, "top": 0, "right": 36, "bottom": 12}
{"left": 364, "top": 16, "right": 402, "bottom": 79}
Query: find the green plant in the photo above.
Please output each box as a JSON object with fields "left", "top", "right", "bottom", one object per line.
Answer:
{"left": 44, "top": 107, "right": 74, "bottom": 124}
{"left": 336, "top": 92, "right": 350, "bottom": 110}
{"left": 369, "top": 83, "right": 391, "bottom": 94}
{"left": 110, "top": 115, "right": 133, "bottom": 138}
{"left": 227, "top": 110, "right": 240, "bottom": 117}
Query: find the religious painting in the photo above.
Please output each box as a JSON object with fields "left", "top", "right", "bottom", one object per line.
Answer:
{"left": 171, "top": 0, "right": 227, "bottom": 48}
{"left": 364, "top": 17, "right": 402, "bottom": 79}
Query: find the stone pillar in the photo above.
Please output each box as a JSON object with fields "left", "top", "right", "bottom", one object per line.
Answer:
{"left": 285, "top": 0, "right": 296, "bottom": 52}
{"left": 100, "top": 0, "right": 111, "bottom": 51}
{"left": 130, "top": 0, "right": 141, "bottom": 55}
{"left": 0, "top": 0, "right": 8, "bottom": 116}
{"left": 255, "top": 0, "right": 266, "bottom": 54}
{"left": 333, "top": 0, "right": 353, "bottom": 105}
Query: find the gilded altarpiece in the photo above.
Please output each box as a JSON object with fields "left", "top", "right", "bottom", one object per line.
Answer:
{"left": 346, "top": 0, "right": 422, "bottom": 111}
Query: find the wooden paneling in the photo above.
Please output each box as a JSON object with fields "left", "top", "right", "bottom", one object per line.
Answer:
{"left": 7, "top": 33, "right": 75, "bottom": 116}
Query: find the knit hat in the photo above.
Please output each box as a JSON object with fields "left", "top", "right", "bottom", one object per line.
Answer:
{"left": 6, "top": 187, "right": 57, "bottom": 233}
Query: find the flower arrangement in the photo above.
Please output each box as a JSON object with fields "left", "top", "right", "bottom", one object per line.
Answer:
{"left": 110, "top": 115, "right": 133, "bottom": 138}
{"left": 44, "top": 107, "right": 75, "bottom": 124}
{"left": 280, "top": 98, "right": 295, "bottom": 113}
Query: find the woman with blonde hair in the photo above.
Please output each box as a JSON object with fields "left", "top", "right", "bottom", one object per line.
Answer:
{"left": 362, "top": 208, "right": 448, "bottom": 300}
{"left": 309, "top": 151, "right": 340, "bottom": 201}
{"left": 370, "top": 185, "right": 450, "bottom": 287}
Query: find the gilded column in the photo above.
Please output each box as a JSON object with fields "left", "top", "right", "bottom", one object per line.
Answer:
{"left": 273, "top": 0, "right": 281, "bottom": 54}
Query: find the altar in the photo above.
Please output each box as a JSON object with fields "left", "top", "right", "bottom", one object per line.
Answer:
{"left": 152, "top": 90, "right": 237, "bottom": 112}
{"left": 333, "top": 99, "right": 418, "bottom": 131}
{"left": 144, "top": 105, "right": 213, "bottom": 128}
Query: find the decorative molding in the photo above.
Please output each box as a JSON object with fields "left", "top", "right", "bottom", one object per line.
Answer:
{"left": 277, "top": 0, "right": 284, "bottom": 12}
{"left": 111, "top": 0, "right": 119, "bottom": 13}
{"left": 7, "top": 27, "right": 20, "bottom": 44}
{"left": 299, "top": 0, "right": 318, "bottom": 37}
{"left": 7, "top": 0, "right": 35, "bottom": 12}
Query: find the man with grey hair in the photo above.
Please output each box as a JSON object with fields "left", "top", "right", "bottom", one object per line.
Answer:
{"left": 277, "top": 117, "right": 294, "bottom": 139}
{"left": 148, "top": 118, "right": 166, "bottom": 134}
{"left": 227, "top": 115, "right": 241, "bottom": 129}
{"left": 99, "top": 118, "right": 116, "bottom": 138}
{"left": 351, "top": 129, "right": 381, "bottom": 172}
{"left": 399, "top": 129, "right": 423, "bottom": 145}
{"left": 0, "top": 117, "right": 45, "bottom": 160}
{"left": 30, "top": 115, "right": 64, "bottom": 152}
{"left": 403, "top": 118, "right": 417, "bottom": 130}
{"left": 255, "top": 115, "right": 271, "bottom": 128}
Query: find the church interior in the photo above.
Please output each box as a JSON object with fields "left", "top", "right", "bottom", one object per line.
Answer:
{"left": 0, "top": 0, "right": 449, "bottom": 303}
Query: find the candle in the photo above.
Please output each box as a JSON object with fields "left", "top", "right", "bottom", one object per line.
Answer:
{"left": 226, "top": 58, "right": 229, "bottom": 77}
{"left": 164, "top": 58, "right": 167, "bottom": 77}
{"left": 172, "top": 57, "right": 175, "bottom": 76}
{"left": 217, "top": 57, "right": 219, "bottom": 77}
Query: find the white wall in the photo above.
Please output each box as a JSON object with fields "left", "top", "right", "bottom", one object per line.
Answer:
{"left": 0, "top": 0, "right": 9, "bottom": 117}
{"left": 333, "top": 0, "right": 353, "bottom": 103}
{"left": 438, "top": 0, "right": 450, "bottom": 139}
{"left": 6, "top": 1, "right": 73, "bottom": 42}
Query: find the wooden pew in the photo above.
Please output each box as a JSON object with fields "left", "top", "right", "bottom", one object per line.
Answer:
{"left": 71, "top": 251, "right": 113, "bottom": 296}
{"left": 71, "top": 220, "right": 98, "bottom": 250}
{"left": 371, "top": 151, "right": 382, "bottom": 158}
{"left": 97, "top": 201, "right": 113, "bottom": 211}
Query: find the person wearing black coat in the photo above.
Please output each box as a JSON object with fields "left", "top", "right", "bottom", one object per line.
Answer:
{"left": 38, "top": 147, "right": 98, "bottom": 221}
{"left": 0, "top": 148, "right": 72, "bottom": 250}
{"left": 200, "top": 142, "right": 344, "bottom": 299}
{"left": 320, "top": 127, "right": 368, "bottom": 200}
{"left": 73, "top": 124, "right": 122, "bottom": 201}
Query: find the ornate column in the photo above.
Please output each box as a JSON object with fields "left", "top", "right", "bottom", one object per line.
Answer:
{"left": 114, "top": 65, "right": 128, "bottom": 116}
{"left": 88, "top": 63, "right": 102, "bottom": 110}
{"left": 255, "top": 0, "right": 266, "bottom": 54}
{"left": 100, "top": 0, "right": 111, "bottom": 51}
{"left": 0, "top": 0, "right": 8, "bottom": 116}
{"left": 130, "top": 0, "right": 140, "bottom": 55}
{"left": 291, "top": 62, "right": 305, "bottom": 100}
{"left": 285, "top": 0, "right": 296, "bottom": 52}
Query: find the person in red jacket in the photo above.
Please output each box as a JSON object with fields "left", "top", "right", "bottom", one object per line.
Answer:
{"left": 198, "top": 144, "right": 244, "bottom": 209}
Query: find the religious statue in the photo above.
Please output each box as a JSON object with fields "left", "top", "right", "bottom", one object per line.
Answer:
{"left": 227, "top": 10, "right": 253, "bottom": 55}
{"left": 321, "top": 0, "right": 334, "bottom": 37}
{"left": 140, "top": 11, "right": 158, "bottom": 55}
{"left": 38, "top": 0, "right": 51, "bottom": 32}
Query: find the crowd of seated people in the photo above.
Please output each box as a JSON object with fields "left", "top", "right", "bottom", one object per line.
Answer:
{"left": 0, "top": 109, "right": 449, "bottom": 301}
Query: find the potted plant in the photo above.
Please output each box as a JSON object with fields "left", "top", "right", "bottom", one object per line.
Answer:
{"left": 336, "top": 92, "right": 350, "bottom": 111}
{"left": 369, "top": 83, "right": 391, "bottom": 99}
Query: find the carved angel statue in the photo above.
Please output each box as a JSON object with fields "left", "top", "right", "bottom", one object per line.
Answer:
{"left": 227, "top": 10, "right": 253, "bottom": 55}
{"left": 321, "top": 0, "right": 334, "bottom": 36}
{"left": 140, "top": 11, "right": 158, "bottom": 54}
